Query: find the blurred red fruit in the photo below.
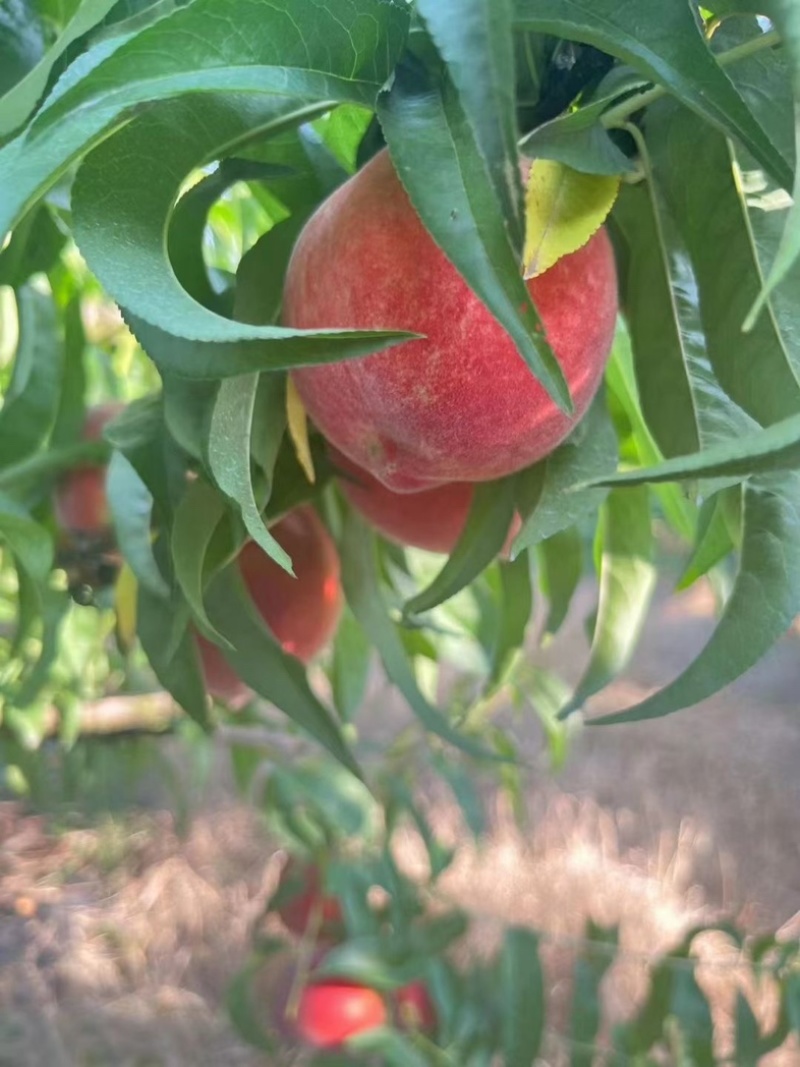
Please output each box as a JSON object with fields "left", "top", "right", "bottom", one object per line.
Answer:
{"left": 275, "top": 858, "right": 343, "bottom": 940}
{"left": 53, "top": 403, "right": 122, "bottom": 535}
{"left": 197, "top": 506, "right": 343, "bottom": 704}
{"left": 296, "top": 980, "right": 387, "bottom": 1048}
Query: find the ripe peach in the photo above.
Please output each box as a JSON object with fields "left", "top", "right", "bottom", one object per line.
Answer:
{"left": 197, "top": 505, "right": 343, "bottom": 703}
{"left": 296, "top": 980, "right": 386, "bottom": 1048}
{"left": 284, "top": 148, "right": 617, "bottom": 492}
{"left": 334, "top": 448, "right": 520, "bottom": 555}
{"left": 53, "top": 403, "right": 122, "bottom": 535}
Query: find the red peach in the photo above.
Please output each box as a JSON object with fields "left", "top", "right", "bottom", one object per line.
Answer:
{"left": 284, "top": 148, "right": 617, "bottom": 492}
{"left": 394, "top": 981, "right": 437, "bottom": 1034}
{"left": 275, "top": 858, "right": 344, "bottom": 941}
{"left": 53, "top": 403, "right": 122, "bottom": 534}
{"left": 296, "top": 980, "right": 387, "bottom": 1048}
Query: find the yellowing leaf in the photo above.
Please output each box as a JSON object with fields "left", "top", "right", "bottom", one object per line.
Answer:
{"left": 286, "top": 377, "right": 316, "bottom": 484}
{"left": 115, "top": 562, "right": 138, "bottom": 649}
{"left": 523, "top": 161, "right": 620, "bottom": 279}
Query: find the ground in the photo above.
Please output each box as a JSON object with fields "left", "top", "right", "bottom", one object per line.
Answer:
{"left": 1, "top": 577, "right": 798, "bottom": 1065}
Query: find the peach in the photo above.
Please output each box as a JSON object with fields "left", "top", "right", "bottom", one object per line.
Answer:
{"left": 53, "top": 403, "right": 122, "bottom": 534}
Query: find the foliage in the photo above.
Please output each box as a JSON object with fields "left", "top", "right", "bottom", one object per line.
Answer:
{"left": 1, "top": 1, "right": 799, "bottom": 1061}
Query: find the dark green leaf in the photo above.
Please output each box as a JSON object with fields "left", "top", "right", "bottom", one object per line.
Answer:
{"left": 107, "top": 450, "right": 169, "bottom": 598}
{"left": 0, "top": 1, "right": 46, "bottom": 97}
{"left": 0, "top": 287, "right": 62, "bottom": 465}
{"left": 593, "top": 473, "right": 800, "bottom": 724}
{"left": 0, "top": 0, "right": 116, "bottom": 138}
{"left": 735, "top": 991, "right": 761, "bottom": 1067}
{"left": 538, "top": 525, "right": 583, "bottom": 640}
{"left": 404, "top": 477, "right": 516, "bottom": 618}
{"left": 501, "top": 927, "right": 544, "bottom": 1066}
{"left": 417, "top": 0, "right": 524, "bottom": 252}
{"left": 569, "top": 924, "right": 618, "bottom": 1067}
{"left": 560, "top": 487, "right": 655, "bottom": 718}
{"left": 378, "top": 46, "right": 569, "bottom": 412}
{"left": 205, "top": 563, "right": 361, "bottom": 777}
{"left": 676, "top": 489, "right": 739, "bottom": 590}
{"left": 0, "top": 205, "right": 65, "bottom": 286}
{"left": 513, "top": 0, "right": 792, "bottom": 190}
{"left": 331, "top": 610, "right": 372, "bottom": 722}
{"left": 341, "top": 508, "right": 499, "bottom": 762}
{"left": 0, "top": 491, "right": 53, "bottom": 579}
{"left": 488, "top": 551, "right": 532, "bottom": 689}
{"left": 171, "top": 477, "right": 232, "bottom": 643}
{"left": 225, "top": 957, "right": 276, "bottom": 1054}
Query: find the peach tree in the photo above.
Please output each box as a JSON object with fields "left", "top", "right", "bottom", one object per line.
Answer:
{"left": 1, "top": 0, "right": 799, "bottom": 1061}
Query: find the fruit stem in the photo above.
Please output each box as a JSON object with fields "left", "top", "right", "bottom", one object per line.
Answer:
{"left": 600, "top": 28, "right": 783, "bottom": 130}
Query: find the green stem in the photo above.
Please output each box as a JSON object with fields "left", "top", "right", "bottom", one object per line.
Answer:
{"left": 601, "top": 28, "right": 783, "bottom": 129}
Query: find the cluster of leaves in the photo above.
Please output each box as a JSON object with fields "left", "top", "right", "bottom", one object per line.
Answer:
{"left": 0, "top": 0, "right": 798, "bottom": 780}
{"left": 227, "top": 749, "right": 800, "bottom": 1066}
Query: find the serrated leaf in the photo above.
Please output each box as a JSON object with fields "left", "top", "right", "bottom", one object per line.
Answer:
{"left": 512, "top": 0, "right": 793, "bottom": 191}
{"left": 593, "top": 473, "right": 800, "bottom": 724}
{"left": 0, "top": 0, "right": 409, "bottom": 236}
{"left": 69, "top": 94, "right": 413, "bottom": 382}
{"left": 137, "top": 584, "right": 211, "bottom": 728}
{"left": 115, "top": 561, "right": 138, "bottom": 649}
{"left": 560, "top": 487, "right": 656, "bottom": 719}
{"left": 106, "top": 449, "right": 169, "bottom": 598}
{"left": 207, "top": 372, "right": 290, "bottom": 574}
{"left": 286, "top": 377, "right": 315, "bottom": 485}
{"left": 341, "top": 508, "right": 500, "bottom": 763}
{"left": 404, "top": 477, "right": 516, "bottom": 618}
{"left": 581, "top": 408, "right": 800, "bottom": 489}
{"left": 416, "top": 0, "right": 523, "bottom": 253}
{"left": 523, "top": 160, "right": 619, "bottom": 278}
{"left": 204, "top": 563, "right": 361, "bottom": 777}
{"left": 538, "top": 525, "right": 583, "bottom": 640}
{"left": 0, "top": 0, "right": 116, "bottom": 138}
{"left": 501, "top": 928, "right": 544, "bottom": 1066}
{"left": 744, "top": 2, "right": 800, "bottom": 328}
{"left": 649, "top": 101, "right": 800, "bottom": 426}
{"left": 676, "top": 489, "right": 739, "bottom": 591}
{"left": 511, "top": 394, "right": 617, "bottom": 554}
{"left": 378, "top": 45, "right": 570, "bottom": 413}
{"left": 171, "top": 477, "right": 232, "bottom": 646}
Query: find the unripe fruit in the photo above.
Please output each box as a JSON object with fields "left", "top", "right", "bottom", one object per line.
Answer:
{"left": 394, "top": 981, "right": 437, "bottom": 1034}
{"left": 284, "top": 148, "right": 617, "bottom": 492}
{"left": 296, "top": 980, "right": 387, "bottom": 1049}
{"left": 53, "top": 403, "right": 122, "bottom": 535}
{"left": 275, "top": 858, "right": 343, "bottom": 940}
{"left": 197, "top": 506, "right": 343, "bottom": 704}
{"left": 333, "top": 447, "right": 520, "bottom": 555}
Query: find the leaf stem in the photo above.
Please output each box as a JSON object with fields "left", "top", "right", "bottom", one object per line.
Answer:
{"left": 601, "top": 28, "right": 783, "bottom": 129}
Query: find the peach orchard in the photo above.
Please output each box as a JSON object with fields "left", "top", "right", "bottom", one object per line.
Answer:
{"left": 1, "top": 0, "right": 800, "bottom": 1063}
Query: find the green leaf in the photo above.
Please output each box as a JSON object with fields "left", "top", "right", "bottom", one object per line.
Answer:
{"left": 593, "top": 473, "right": 800, "bottom": 724}
{"left": 137, "top": 585, "right": 211, "bottom": 728}
{"left": 0, "top": 287, "right": 62, "bottom": 466}
{"left": 648, "top": 101, "right": 800, "bottom": 427}
{"left": 171, "top": 477, "right": 232, "bottom": 645}
{"left": 225, "top": 957, "right": 276, "bottom": 1054}
{"left": 106, "top": 449, "right": 169, "bottom": 599}
{"left": 377, "top": 45, "right": 570, "bottom": 413}
{"left": 0, "top": 0, "right": 409, "bottom": 236}
{"left": 204, "top": 564, "right": 361, "bottom": 777}
{"left": 404, "top": 477, "right": 516, "bottom": 618}
{"left": 511, "top": 394, "right": 617, "bottom": 554}
{"left": 538, "top": 525, "right": 583, "bottom": 640}
{"left": 416, "top": 0, "right": 524, "bottom": 253}
{"left": 341, "top": 508, "right": 499, "bottom": 762}
{"left": 207, "top": 373, "right": 291, "bottom": 574}
{"left": 560, "top": 487, "right": 656, "bottom": 718}
{"left": 0, "top": 491, "right": 53, "bottom": 580}
{"left": 0, "top": 205, "right": 65, "bottom": 286}
{"left": 488, "top": 552, "right": 533, "bottom": 689}
{"left": 69, "top": 94, "right": 413, "bottom": 381}
{"left": 313, "top": 104, "right": 373, "bottom": 174}
{"left": 501, "top": 928, "right": 544, "bottom": 1066}
{"left": 0, "top": 0, "right": 46, "bottom": 97}
{"left": 0, "top": 0, "right": 117, "bottom": 138}
{"left": 512, "top": 0, "right": 793, "bottom": 190}
{"left": 580, "top": 409, "right": 800, "bottom": 489}
{"left": 744, "top": 2, "right": 800, "bottom": 327}
{"left": 676, "top": 489, "right": 739, "bottom": 591}
{"left": 331, "top": 610, "right": 372, "bottom": 722}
